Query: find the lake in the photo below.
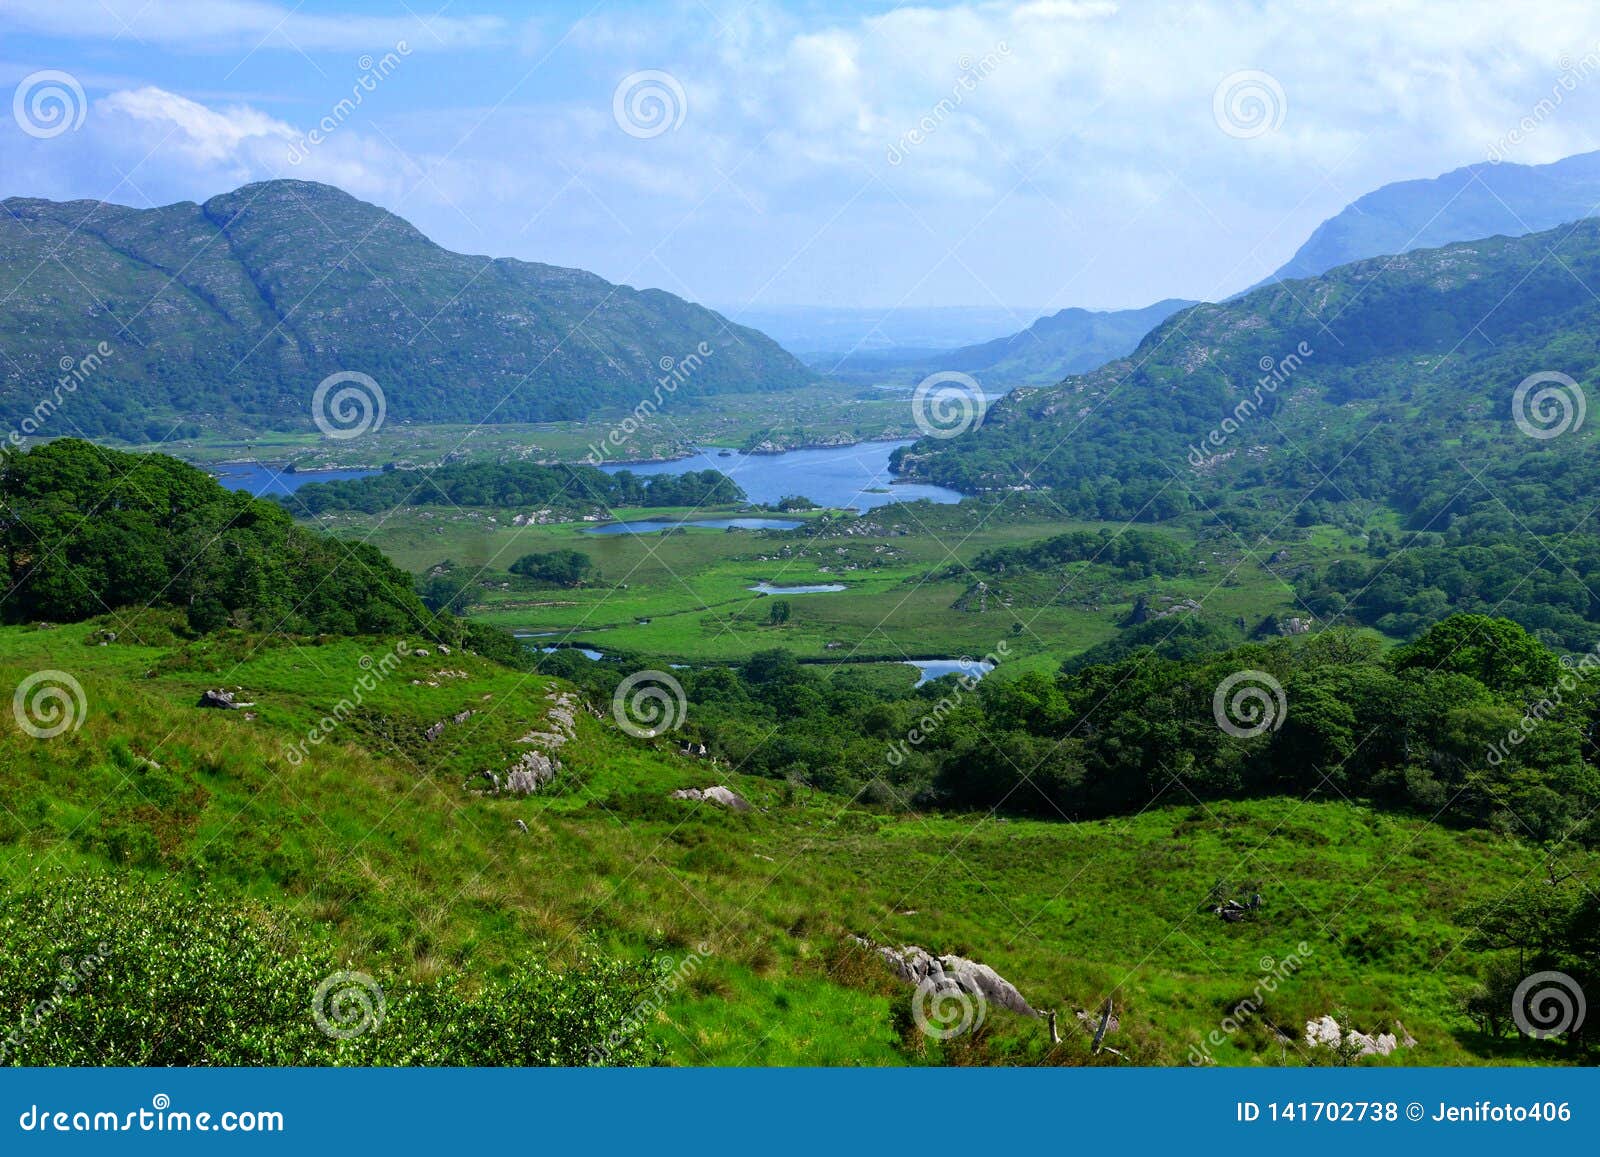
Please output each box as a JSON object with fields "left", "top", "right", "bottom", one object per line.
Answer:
{"left": 748, "top": 582, "right": 847, "bottom": 594}
{"left": 585, "top": 516, "right": 803, "bottom": 536}
{"left": 601, "top": 441, "right": 963, "bottom": 511}
{"left": 209, "top": 463, "right": 379, "bottom": 497}
{"left": 907, "top": 658, "right": 995, "bottom": 687}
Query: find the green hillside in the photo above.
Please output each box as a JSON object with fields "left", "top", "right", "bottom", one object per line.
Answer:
{"left": 899, "top": 219, "right": 1600, "bottom": 649}
{"left": 0, "top": 181, "right": 814, "bottom": 442}
{"left": 2, "top": 617, "right": 1592, "bottom": 1066}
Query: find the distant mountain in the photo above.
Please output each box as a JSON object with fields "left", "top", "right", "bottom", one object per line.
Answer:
{"left": 899, "top": 218, "right": 1600, "bottom": 507}
{"left": 1260, "top": 149, "right": 1600, "bottom": 285}
{"left": 925, "top": 299, "right": 1197, "bottom": 385}
{"left": 0, "top": 181, "right": 813, "bottom": 442}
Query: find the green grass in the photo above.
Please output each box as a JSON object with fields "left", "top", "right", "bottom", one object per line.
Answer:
{"left": 327, "top": 495, "right": 1355, "bottom": 669}
{"left": 0, "top": 619, "right": 1584, "bottom": 1066}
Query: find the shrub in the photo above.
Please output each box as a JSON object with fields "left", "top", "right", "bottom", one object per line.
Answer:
{"left": 0, "top": 871, "right": 665, "bottom": 1066}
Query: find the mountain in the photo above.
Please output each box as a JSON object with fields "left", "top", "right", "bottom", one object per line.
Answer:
{"left": 924, "top": 298, "right": 1197, "bottom": 385}
{"left": 898, "top": 219, "right": 1600, "bottom": 649}
{"left": 0, "top": 181, "right": 814, "bottom": 442}
{"left": 899, "top": 217, "right": 1600, "bottom": 503}
{"left": 1260, "top": 149, "right": 1600, "bottom": 285}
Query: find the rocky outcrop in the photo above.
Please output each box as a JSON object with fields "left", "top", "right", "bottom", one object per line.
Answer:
{"left": 670, "top": 785, "right": 752, "bottom": 812}
{"left": 858, "top": 939, "right": 1037, "bottom": 1017}
{"left": 477, "top": 689, "right": 584, "bottom": 796}
{"left": 1305, "top": 1015, "right": 1417, "bottom": 1058}
{"left": 197, "top": 688, "right": 254, "bottom": 709}
{"left": 504, "top": 750, "right": 558, "bottom": 795}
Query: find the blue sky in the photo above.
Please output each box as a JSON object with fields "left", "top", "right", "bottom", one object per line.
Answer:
{"left": 3, "top": 0, "right": 1600, "bottom": 322}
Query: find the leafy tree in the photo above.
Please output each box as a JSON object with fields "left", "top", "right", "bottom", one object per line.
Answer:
{"left": 510, "top": 549, "right": 594, "bottom": 587}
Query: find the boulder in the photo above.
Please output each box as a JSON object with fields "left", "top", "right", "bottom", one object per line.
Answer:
{"left": 867, "top": 940, "right": 1037, "bottom": 1017}
{"left": 670, "top": 785, "right": 752, "bottom": 812}
{"left": 504, "top": 749, "right": 558, "bottom": 795}
{"left": 197, "top": 688, "right": 254, "bottom": 710}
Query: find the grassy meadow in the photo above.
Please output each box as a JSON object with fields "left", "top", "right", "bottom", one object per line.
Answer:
{"left": 0, "top": 618, "right": 1578, "bottom": 1066}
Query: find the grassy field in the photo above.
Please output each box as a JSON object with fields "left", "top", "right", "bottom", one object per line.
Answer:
{"left": 321, "top": 493, "right": 1369, "bottom": 669}
{"left": 0, "top": 619, "right": 1579, "bottom": 1065}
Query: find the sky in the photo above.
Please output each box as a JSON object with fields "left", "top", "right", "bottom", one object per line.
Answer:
{"left": 3, "top": 0, "right": 1600, "bottom": 326}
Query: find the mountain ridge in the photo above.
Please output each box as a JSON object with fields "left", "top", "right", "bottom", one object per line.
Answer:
{"left": 1258, "top": 148, "right": 1600, "bottom": 286}
{"left": 0, "top": 180, "right": 815, "bottom": 441}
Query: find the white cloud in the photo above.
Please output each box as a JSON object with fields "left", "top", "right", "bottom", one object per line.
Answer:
{"left": 7, "top": 0, "right": 1600, "bottom": 309}
{"left": 100, "top": 87, "right": 295, "bottom": 165}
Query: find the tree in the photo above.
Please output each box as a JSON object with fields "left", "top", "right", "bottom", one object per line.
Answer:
{"left": 768, "top": 599, "right": 791, "bottom": 624}
{"left": 510, "top": 549, "right": 594, "bottom": 587}
{"left": 1390, "top": 614, "right": 1562, "bottom": 694}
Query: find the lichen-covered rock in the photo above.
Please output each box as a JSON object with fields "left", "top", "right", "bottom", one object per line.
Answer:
{"left": 670, "top": 786, "right": 752, "bottom": 812}
{"left": 504, "top": 749, "right": 558, "bottom": 795}
{"left": 861, "top": 940, "right": 1037, "bottom": 1017}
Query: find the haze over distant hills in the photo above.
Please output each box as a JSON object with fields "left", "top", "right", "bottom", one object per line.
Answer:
{"left": 725, "top": 304, "right": 1043, "bottom": 358}
{"left": 0, "top": 181, "right": 813, "bottom": 442}
{"left": 923, "top": 299, "right": 1196, "bottom": 386}
{"left": 768, "top": 299, "right": 1197, "bottom": 390}
{"left": 1259, "top": 149, "right": 1600, "bottom": 286}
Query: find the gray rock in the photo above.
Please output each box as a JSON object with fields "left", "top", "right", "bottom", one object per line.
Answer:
{"left": 197, "top": 688, "right": 254, "bottom": 710}
{"left": 670, "top": 785, "right": 752, "bottom": 812}
{"left": 868, "top": 941, "right": 1037, "bottom": 1017}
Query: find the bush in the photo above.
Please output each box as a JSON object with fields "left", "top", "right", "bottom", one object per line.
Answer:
{"left": 0, "top": 872, "right": 665, "bottom": 1066}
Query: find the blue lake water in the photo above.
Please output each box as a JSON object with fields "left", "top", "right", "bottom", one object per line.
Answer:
{"left": 601, "top": 440, "right": 963, "bottom": 511}
{"left": 907, "top": 658, "right": 995, "bottom": 687}
{"left": 584, "top": 517, "right": 803, "bottom": 536}
{"left": 512, "top": 633, "right": 605, "bottom": 661}
{"left": 210, "top": 463, "right": 379, "bottom": 497}
{"left": 748, "top": 582, "right": 847, "bottom": 594}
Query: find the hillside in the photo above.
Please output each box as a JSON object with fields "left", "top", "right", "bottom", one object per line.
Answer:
{"left": 1, "top": 617, "right": 1589, "bottom": 1066}
{"left": 900, "top": 217, "right": 1600, "bottom": 501}
{"left": 927, "top": 298, "right": 1196, "bottom": 385}
{"left": 897, "top": 219, "right": 1600, "bottom": 648}
{"left": 1260, "top": 149, "right": 1600, "bottom": 285}
{"left": 0, "top": 181, "right": 814, "bottom": 442}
